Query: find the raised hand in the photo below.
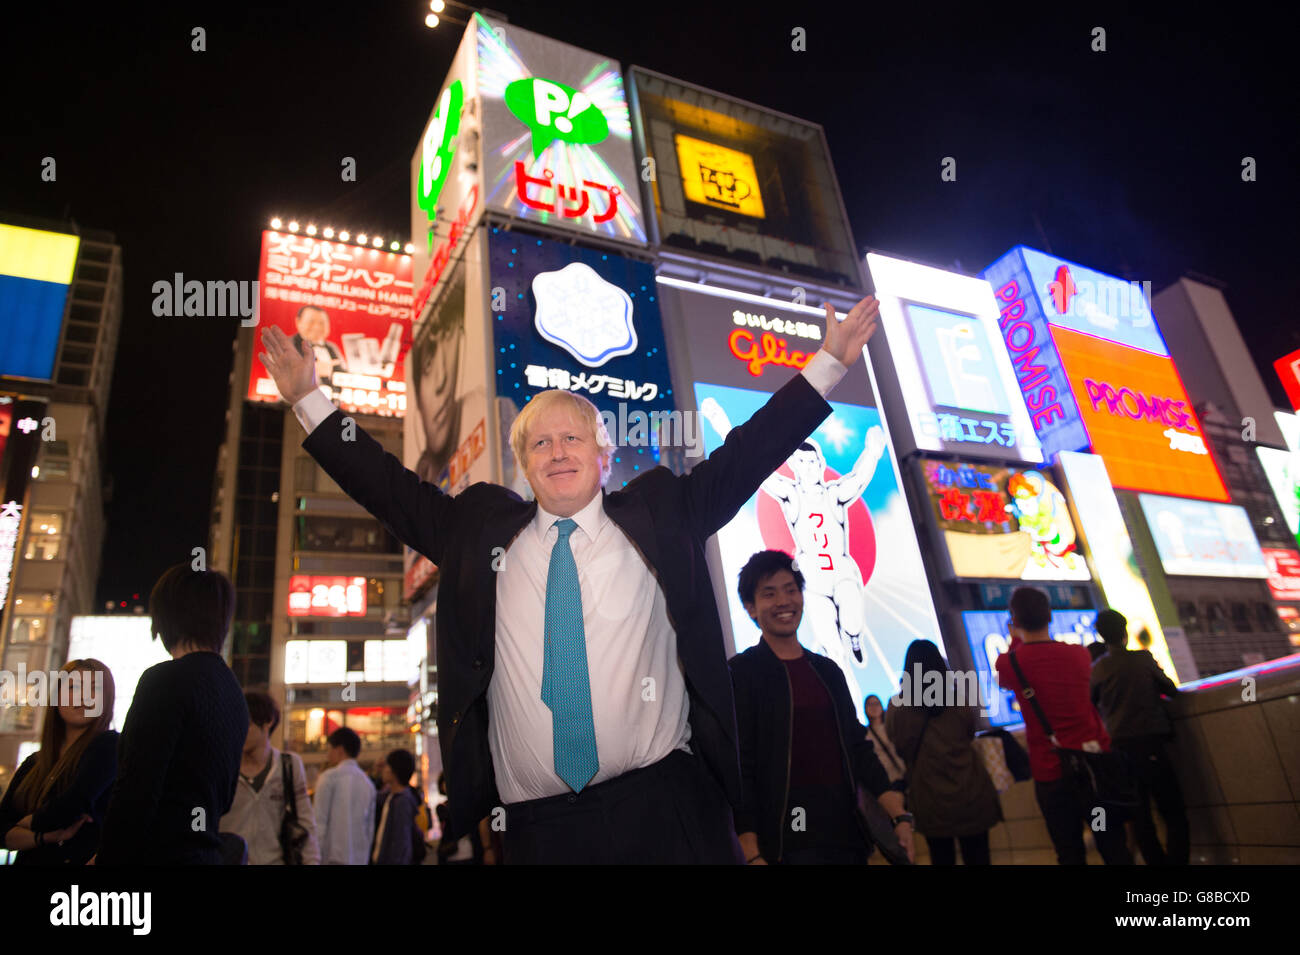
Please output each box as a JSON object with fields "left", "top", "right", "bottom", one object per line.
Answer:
{"left": 820, "top": 296, "right": 881, "bottom": 368}
{"left": 259, "top": 326, "right": 320, "bottom": 405}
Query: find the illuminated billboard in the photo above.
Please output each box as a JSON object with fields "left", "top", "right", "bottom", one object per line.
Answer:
{"left": 284, "top": 639, "right": 412, "bottom": 685}
{"left": 0, "top": 224, "right": 80, "bottom": 381}
{"left": 489, "top": 228, "right": 678, "bottom": 495}
{"left": 629, "top": 67, "right": 859, "bottom": 284}
{"left": 1058, "top": 451, "right": 1183, "bottom": 681}
{"left": 1257, "top": 410, "right": 1299, "bottom": 548}
{"left": 963, "top": 610, "right": 1101, "bottom": 728}
{"left": 0, "top": 397, "right": 47, "bottom": 617}
{"left": 1138, "top": 494, "right": 1269, "bottom": 579}
{"left": 1273, "top": 348, "right": 1300, "bottom": 412}
{"left": 1054, "top": 325, "right": 1227, "bottom": 500}
{"left": 1263, "top": 548, "right": 1300, "bottom": 602}
{"left": 865, "top": 253, "right": 1042, "bottom": 463}
{"left": 477, "top": 14, "right": 645, "bottom": 246}
{"left": 67, "top": 616, "right": 172, "bottom": 731}
{"left": 919, "top": 460, "right": 1090, "bottom": 581}
{"left": 249, "top": 231, "right": 414, "bottom": 417}
{"left": 657, "top": 279, "right": 942, "bottom": 710}
{"left": 287, "top": 576, "right": 366, "bottom": 617}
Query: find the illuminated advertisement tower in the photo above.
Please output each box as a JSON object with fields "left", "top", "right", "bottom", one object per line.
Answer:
{"left": 982, "top": 248, "right": 1283, "bottom": 680}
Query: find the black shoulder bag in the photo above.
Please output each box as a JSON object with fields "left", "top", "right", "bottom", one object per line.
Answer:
{"left": 1007, "top": 650, "right": 1138, "bottom": 813}
{"left": 279, "top": 753, "right": 311, "bottom": 865}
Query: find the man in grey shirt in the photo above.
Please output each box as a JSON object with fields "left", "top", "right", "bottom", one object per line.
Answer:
{"left": 1090, "top": 609, "right": 1189, "bottom": 865}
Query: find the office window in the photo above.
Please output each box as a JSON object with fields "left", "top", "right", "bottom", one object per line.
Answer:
{"left": 23, "top": 513, "right": 64, "bottom": 560}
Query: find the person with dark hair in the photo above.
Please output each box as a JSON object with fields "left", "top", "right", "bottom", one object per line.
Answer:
{"left": 995, "top": 587, "right": 1132, "bottom": 865}
{"left": 372, "top": 749, "right": 419, "bottom": 865}
{"left": 730, "top": 549, "right": 909, "bottom": 865}
{"left": 315, "top": 726, "right": 376, "bottom": 865}
{"left": 1090, "top": 609, "right": 1188, "bottom": 865}
{"left": 220, "top": 691, "right": 320, "bottom": 865}
{"left": 885, "top": 640, "right": 1001, "bottom": 865}
{"left": 1087, "top": 641, "right": 1108, "bottom": 663}
{"left": 0, "top": 660, "right": 117, "bottom": 865}
{"left": 863, "top": 695, "right": 906, "bottom": 784}
{"left": 96, "top": 565, "right": 249, "bottom": 865}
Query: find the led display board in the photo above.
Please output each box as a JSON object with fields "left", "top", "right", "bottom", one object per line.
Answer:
{"left": 865, "top": 253, "right": 1042, "bottom": 463}
{"left": 0, "top": 397, "right": 46, "bottom": 617}
{"left": 477, "top": 14, "right": 645, "bottom": 246}
{"left": 919, "top": 460, "right": 1089, "bottom": 581}
{"left": 1053, "top": 325, "right": 1228, "bottom": 500}
{"left": 249, "top": 231, "right": 414, "bottom": 417}
{"left": 962, "top": 609, "right": 1101, "bottom": 728}
{"left": 287, "top": 575, "right": 366, "bottom": 617}
{"left": 0, "top": 224, "right": 80, "bottom": 381}
{"left": 489, "top": 228, "right": 678, "bottom": 495}
{"left": 67, "top": 616, "right": 173, "bottom": 731}
{"left": 1057, "top": 450, "right": 1184, "bottom": 681}
{"left": 1263, "top": 548, "right": 1300, "bottom": 602}
{"left": 1273, "top": 348, "right": 1300, "bottom": 412}
{"left": 629, "top": 68, "right": 859, "bottom": 285}
{"left": 1257, "top": 410, "right": 1300, "bottom": 548}
{"left": 1138, "top": 493, "right": 1269, "bottom": 579}
{"left": 657, "top": 279, "right": 942, "bottom": 711}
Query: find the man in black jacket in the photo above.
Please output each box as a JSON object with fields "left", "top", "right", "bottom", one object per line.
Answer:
{"left": 730, "top": 550, "right": 910, "bottom": 864}
{"left": 1090, "top": 609, "right": 1189, "bottom": 865}
{"left": 259, "top": 295, "right": 879, "bottom": 864}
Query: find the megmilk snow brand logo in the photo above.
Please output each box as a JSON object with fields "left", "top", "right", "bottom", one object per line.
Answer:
{"left": 531, "top": 262, "right": 636, "bottom": 367}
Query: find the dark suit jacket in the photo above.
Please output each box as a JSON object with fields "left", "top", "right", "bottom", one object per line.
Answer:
{"left": 1090, "top": 648, "right": 1179, "bottom": 741}
{"left": 302, "top": 371, "right": 832, "bottom": 840}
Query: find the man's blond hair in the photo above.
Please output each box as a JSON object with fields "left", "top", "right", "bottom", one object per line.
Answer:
{"left": 509, "top": 390, "right": 615, "bottom": 485}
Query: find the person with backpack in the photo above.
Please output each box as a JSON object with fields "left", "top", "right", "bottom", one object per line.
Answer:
{"left": 371, "top": 749, "right": 420, "bottom": 865}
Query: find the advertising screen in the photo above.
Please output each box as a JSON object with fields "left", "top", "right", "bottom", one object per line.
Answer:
{"left": 1257, "top": 410, "right": 1299, "bottom": 548}
{"left": 629, "top": 68, "right": 859, "bottom": 285}
{"left": 249, "top": 231, "right": 414, "bottom": 417}
{"left": 1057, "top": 451, "right": 1185, "bottom": 681}
{"left": 920, "top": 459, "right": 1090, "bottom": 581}
{"left": 477, "top": 14, "right": 645, "bottom": 246}
{"left": 1138, "top": 493, "right": 1269, "bottom": 578}
{"left": 287, "top": 576, "right": 366, "bottom": 617}
{"left": 1273, "top": 348, "right": 1300, "bottom": 412}
{"left": 1053, "top": 325, "right": 1228, "bottom": 501}
{"left": 0, "top": 223, "right": 80, "bottom": 381}
{"left": 489, "top": 227, "right": 678, "bottom": 495}
{"left": 866, "top": 253, "right": 1042, "bottom": 463}
{"left": 67, "top": 616, "right": 172, "bottom": 732}
{"left": 657, "top": 279, "right": 942, "bottom": 711}
{"left": 962, "top": 610, "right": 1101, "bottom": 728}
{"left": 1263, "top": 548, "right": 1300, "bottom": 602}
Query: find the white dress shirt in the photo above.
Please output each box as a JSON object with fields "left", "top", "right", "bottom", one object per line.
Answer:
{"left": 293, "top": 351, "right": 849, "bottom": 804}
{"left": 313, "top": 757, "right": 377, "bottom": 865}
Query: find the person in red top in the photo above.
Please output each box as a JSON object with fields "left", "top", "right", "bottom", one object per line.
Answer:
{"left": 995, "top": 587, "right": 1132, "bottom": 865}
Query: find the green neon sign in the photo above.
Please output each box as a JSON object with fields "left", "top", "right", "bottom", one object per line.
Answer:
{"left": 504, "top": 77, "right": 608, "bottom": 155}
{"left": 417, "top": 80, "right": 464, "bottom": 226}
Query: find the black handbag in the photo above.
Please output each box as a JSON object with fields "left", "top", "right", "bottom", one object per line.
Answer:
{"left": 279, "top": 752, "right": 310, "bottom": 865}
{"left": 1007, "top": 651, "right": 1138, "bottom": 812}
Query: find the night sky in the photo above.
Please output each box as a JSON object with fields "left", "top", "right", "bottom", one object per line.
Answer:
{"left": 1, "top": 2, "right": 1295, "bottom": 606}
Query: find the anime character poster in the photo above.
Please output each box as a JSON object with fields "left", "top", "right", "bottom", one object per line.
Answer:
{"left": 695, "top": 381, "right": 941, "bottom": 710}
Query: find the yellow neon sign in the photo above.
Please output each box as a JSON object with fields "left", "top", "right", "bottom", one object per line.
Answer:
{"left": 674, "top": 134, "right": 765, "bottom": 219}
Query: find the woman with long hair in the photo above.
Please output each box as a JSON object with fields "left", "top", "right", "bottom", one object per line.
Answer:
{"left": 0, "top": 659, "right": 117, "bottom": 865}
{"left": 886, "top": 639, "right": 1002, "bottom": 865}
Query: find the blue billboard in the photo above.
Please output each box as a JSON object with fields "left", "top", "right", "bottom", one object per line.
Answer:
{"left": 0, "top": 224, "right": 80, "bottom": 382}
{"left": 962, "top": 608, "right": 1101, "bottom": 727}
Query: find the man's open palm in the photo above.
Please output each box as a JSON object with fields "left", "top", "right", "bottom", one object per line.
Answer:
{"left": 820, "top": 295, "right": 880, "bottom": 368}
{"left": 260, "top": 326, "right": 318, "bottom": 405}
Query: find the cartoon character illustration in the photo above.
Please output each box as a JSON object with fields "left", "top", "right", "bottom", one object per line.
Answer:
{"left": 701, "top": 398, "right": 889, "bottom": 699}
{"left": 1004, "top": 471, "right": 1080, "bottom": 570}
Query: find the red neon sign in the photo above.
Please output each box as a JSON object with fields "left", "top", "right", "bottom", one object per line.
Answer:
{"left": 728, "top": 329, "right": 813, "bottom": 377}
{"left": 1048, "top": 264, "right": 1079, "bottom": 315}
{"left": 1264, "top": 548, "right": 1300, "bottom": 602}
{"left": 287, "top": 576, "right": 367, "bottom": 617}
{"left": 412, "top": 184, "right": 479, "bottom": 320}
{"left": 1275, "top": 348, "right": 1300, "bottom": 413}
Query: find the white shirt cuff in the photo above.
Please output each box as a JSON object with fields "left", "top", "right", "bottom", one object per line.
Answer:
{"left": 800, "top": 349, "right": 848, "bottom": 398}
{"left": 292, "top": 388, "right": 339, "bottom": 434}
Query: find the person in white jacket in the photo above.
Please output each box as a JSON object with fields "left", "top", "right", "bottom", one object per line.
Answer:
{"left": 220, "top": 691, "right": 320, "bottom": 865}
{"left": 314, "top": 727, "right": 377, "bottom": 865}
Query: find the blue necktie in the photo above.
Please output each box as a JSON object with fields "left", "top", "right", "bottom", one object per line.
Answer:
{"left": 540, "top": 518, "right": 599, "bottom": 792}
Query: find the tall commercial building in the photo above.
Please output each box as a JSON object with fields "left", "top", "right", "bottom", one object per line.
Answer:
{"left": 208, "top": 224, "right": 418, "bottom": 786}
{"left": 0, "top": 217, "right": 123, "bottom": 771}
